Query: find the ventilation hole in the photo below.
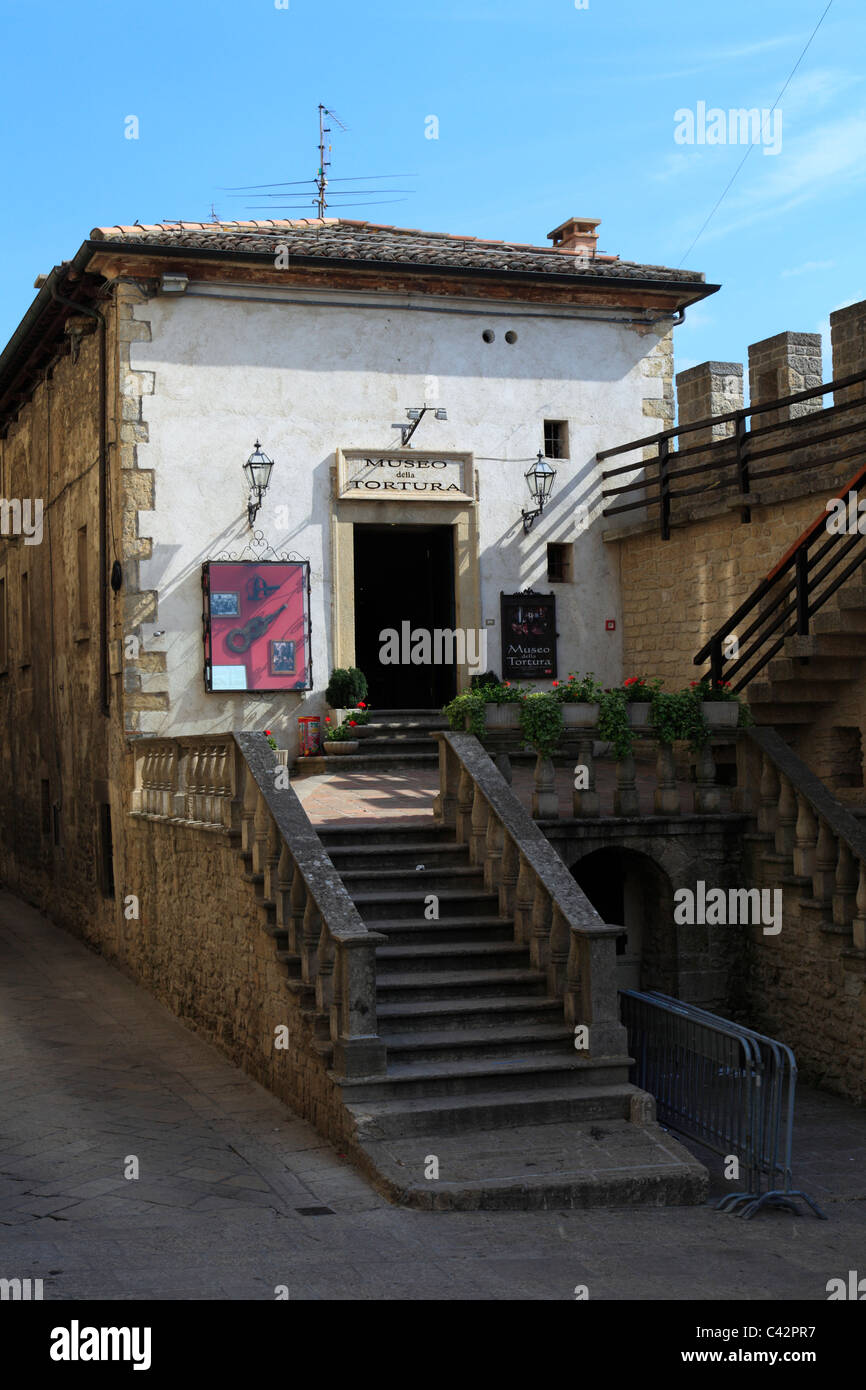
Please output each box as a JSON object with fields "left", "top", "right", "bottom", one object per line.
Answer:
{"left": 482, "top": 329, "right": 495, "bottom": 343}
{"left": 505, "top": 330, "right": 518, "bottom": 344}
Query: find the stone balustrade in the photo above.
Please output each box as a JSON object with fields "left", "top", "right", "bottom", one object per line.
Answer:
{"left": 129, "top": 731, "right": 387, "bottom": 1079}
{"left": 433, "top": 731, "right": 628, "bottom": 1057}
{"left": 738, "top": 727, "right": 866, "bottom": 952}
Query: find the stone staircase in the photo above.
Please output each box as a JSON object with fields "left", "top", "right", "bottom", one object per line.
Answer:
{"left": 314, "top": 820, "right": 706, "bottom": 1209}
{"left": 746, "top": 585, "right": 866, "bottom": 729}
{"left": 293, "top": 708, "right": 446, "bottom": 775}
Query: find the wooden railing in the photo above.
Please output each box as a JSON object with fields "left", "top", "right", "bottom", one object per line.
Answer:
{"left": 738, "top": 727, "right": 866, "bottom": 952}
{"left": 434, "top": 731, "right": 629, "bottom": 1057}
{"left": 597, "top": 368, "right": 866, "bottom": 541}
{"left": 129, "top": 731, "right": 387, "bottom": 1080}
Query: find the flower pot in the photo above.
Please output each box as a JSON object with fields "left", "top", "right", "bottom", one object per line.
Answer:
{"left": 561, "top": 702, "right": 600, "bottom": 728}
{"left": 703, "top": 702, "right": 739, "bottom": 729}
{"left": 627, "top": 702, "right": 653, "bottom": 730}
{"left": 323, "top": 741, "right": 359, "bottom": 755}
{"left": 484, "top": 703, "right": 521, "bottom": 729}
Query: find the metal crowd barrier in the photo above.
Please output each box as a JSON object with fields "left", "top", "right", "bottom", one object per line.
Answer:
{"left": 619, "top": 989, "right": 826, "bottom": 1220}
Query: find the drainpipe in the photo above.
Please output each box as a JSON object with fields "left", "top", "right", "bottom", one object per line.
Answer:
{"left": 49, "top": 284, "right": 110, "bottom": 716}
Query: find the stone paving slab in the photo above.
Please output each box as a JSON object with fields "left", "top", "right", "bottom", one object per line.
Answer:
{"left": 1, "top": 889, "right": 865, "bottom": 1301}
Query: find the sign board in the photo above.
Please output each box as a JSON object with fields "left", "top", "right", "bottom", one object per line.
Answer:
{"left": 202, "top": 560, "right": 312, "bottom": 692}
{"left": 500, "top": 590, "right": 557, "bottom": 679}
{"left": 337, "top": 449, "right": 474, "bottom": 502}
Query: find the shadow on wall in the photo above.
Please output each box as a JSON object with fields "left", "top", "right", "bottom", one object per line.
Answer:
{"left": 571, "top": 846, "right": 679, "bottom": 996}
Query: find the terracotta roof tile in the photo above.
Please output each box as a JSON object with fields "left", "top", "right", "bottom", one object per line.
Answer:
{"left": 87, "top": 218, "right": 705, "bottom": 283}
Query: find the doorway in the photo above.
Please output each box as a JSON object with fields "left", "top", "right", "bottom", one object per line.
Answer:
{"left": 353, "top": 524, "right": 457, "bottom": 709}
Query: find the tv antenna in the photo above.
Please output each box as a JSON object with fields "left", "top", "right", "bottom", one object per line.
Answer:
{"left": 219, "top": 104, "right": 416, "bottom": 221}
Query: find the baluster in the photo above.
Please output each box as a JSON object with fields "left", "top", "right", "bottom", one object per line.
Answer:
{"left": 654, "top": 742, "right": 682, "bottom": 816}
{"left": 288, "top": 865, "right": 307, "bottom": 956}
{"left": 456, "top": 765, "right": 474, "bottom": 845}
{"left": 499, "top": 834, "right": 520, "bottom": 919}
{"left": 854, "top": 861, "right": 866, "bottom": 952}
{"left": 613, "top": 750, "right": 639, "bottom": 817}
{"left": 213, "top": 743, "right": 230, "bottom": 826}
{"left": 186, "top": 745, "right": 201, "bottom": 822}
{"left": 434, "top": 737, "right": 459, "bottom": 826}
{"left": 758, "top": 752, "right": 780, "bottom": 837}
{"left": 733, "top": 733, "right": 761, "bottom": 815}
{"left": 563, "top": 928, "right": 588, "bottom": 1034}
{"left": 252, "top": 792, "right": 270, "bottom": 877}
{"left": 514, "top": 854, "right": 535, "bottom": 947}
{"left": 300, "top": 897, "right": 321, "bottom": 985}
{"left": 240, "top": 763, "right": 258, "bottom": 856}
{"left": 172, "top": 743, "right": 187, "bottom": 819}
{"left": 572, "top": 736, "right": 599, "bottom": 818}
{"left": 532, "top": 753, "right": 558, "bottom": 819}
{"left": 276, "top": 843, "right": 294, "bottom": 931}
{"left": 793, "top": 792, "right": 818, "bottom": 879}
{"left": 832, "top": 841, "right": 858, "bottom": 931}
{"left": 316, "top": 924, "right": 336, "bottom": 1018}
{"left": 264, "top": 816, "right": 281, "bottom": 902}
{"left": 548, "top": 903, "right": 570, "bottom": 998}
{"left": 529, "top": 879, "right": 553, "bottom": 972}
{"left": 694, "top": 744, "right": 721, "bottom": 815}
{"left": 141, "top": 749, "right": 153, "bottom": 814}
{"left": 484, "top": 813, "right": 504, "bottom": 894}
{"left": 812, "top": 819, "right": 837, "bottom": 903}
{"left": 469, "top": 785, "right": 489, "bottom": 867}
{"left": 774, "top": 774, "right": 797, "bottom": 859}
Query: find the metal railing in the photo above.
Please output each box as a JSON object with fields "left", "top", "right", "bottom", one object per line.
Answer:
{"left": 620, "top": 988, "right": 825, "bottom": 1219}
{"left": 597, "top": 368, "right": 866, "bottom": 540}
{"left": 695, "top": 456, "right": 866, "bottom": 689}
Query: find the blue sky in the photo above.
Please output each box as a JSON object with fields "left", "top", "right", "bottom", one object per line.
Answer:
{"left": 1, "top": 0, "right": 863, "bottom": 391}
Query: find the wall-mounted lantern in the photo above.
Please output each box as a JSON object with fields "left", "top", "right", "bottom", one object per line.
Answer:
{"left": 521, "top": 452, "right": 556, "bottom": 532}
{"left": 244, "top": 440, "right": 275, "bottom": 528}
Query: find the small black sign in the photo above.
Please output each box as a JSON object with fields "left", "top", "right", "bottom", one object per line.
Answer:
{"left": 500, "top": 590, "right": 557, "bottom": 679}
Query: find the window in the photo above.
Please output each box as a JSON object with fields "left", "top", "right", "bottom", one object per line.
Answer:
{"left": 543, "top": 419, "right": 569, "bottom": 460}
{"left": 77, "top": 526, "right": 89, "bottom": 635}
{"left": 547, "top": 542, "right": 572, "bottom": 583}
{"left": 97, "top": 803, "right": 115, "bottom": 898}
{"left": 20, "top": 571, "right": 30, "bottom": 665}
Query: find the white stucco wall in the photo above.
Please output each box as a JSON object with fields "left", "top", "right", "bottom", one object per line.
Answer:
{"left": 131, "top": 282, "right": 665, "bottom": 742}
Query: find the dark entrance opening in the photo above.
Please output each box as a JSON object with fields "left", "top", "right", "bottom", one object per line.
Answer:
{"left": 353, "top": 524, "right": 457, "bottom": 709}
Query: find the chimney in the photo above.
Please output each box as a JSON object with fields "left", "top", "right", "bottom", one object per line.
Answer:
{"left": 547, "top": 217, "right": 600, "bottom": 256}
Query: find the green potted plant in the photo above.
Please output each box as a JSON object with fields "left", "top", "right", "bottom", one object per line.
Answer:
{"left": 322, "top": 715, "right": 361, "bottom": 755}
{"left": 619, "top": 675, "right": 663, "bottom": 730}
{"left": 689, "top": 676, "right": 743, "bottom": 729}
{"left": 325, "top": 667, "right": 368, "bottom": 714}
{"left": 650, "top": 689, "right": 707, "bottom": 749}
{"left": 519, "top": 691, "right": 563, "bottom": 756}
{"left": 480, "top": 679, "right": 526, "bottom": 730}
{"left": 553, "top": 672, "right": 603, "bottom": 728}
{"left": 598, "top": 689, "right": 633, "bottom": 759}
{"left": 263, "top": 728, "right": 289, "bottom": 766}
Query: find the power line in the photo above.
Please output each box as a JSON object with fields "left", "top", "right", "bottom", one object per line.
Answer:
{"left": 677, "top": 0, "right": 834, "bottom": 268}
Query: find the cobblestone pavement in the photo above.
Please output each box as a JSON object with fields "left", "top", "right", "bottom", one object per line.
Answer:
{"left": 2, "top": 891, "right": 864, "bottom": 1301}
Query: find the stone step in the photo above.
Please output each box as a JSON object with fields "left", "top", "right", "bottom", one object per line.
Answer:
{"left": 326, "top": 842, "right": 469, "bottom": 870}
{"left": 375, "top": 940, "right": 530, "bottom": 973}
{"left": 377, "top": 967, "right": 548, "bottom": 1003}
{"left": 337, "top": 1050, "right": 631, "bottom": 1102}
{"left": 365, "top": 915, "right": 514, "bottom": 946}
{"left": 338, "top": 865, "right": 484, "bottom": 895}
{"left": 749, "top": 705, "right": 818, "bottom": 725}
{"left": 356, "top": 888, "right": 501, "bottom": 922}
{"left": 293, "top": 752, "right": 437, "bottom": 774}
{"left": 748, "top": 680, "right": 836, "bottom": 704}
{"left": 766, "top": 655, "right": 857, "bottom": 683}
{"left": 836, "top": 586, "right": 866, "bottom": 611}
{"left": 369, "top": 708, "right": 446, "bottom": 717}
{"left": 382, "top": 1022, "right": 574, "bottom": 1065}
{"left": 377, "top": 994, "right": 563, "bottom": 1034}
{"left": 785, "top": 632, "right": 866, "bottom": 659}
{"left": 353, "top": 736, "right": 437, "bottom": 753}
{"left": 346, "top": 1081, "right": 638, "bottom": 1138}
{"left": 318, "top": 824, "right": 457, "bottom": 849}
{"left": 814, "top": 609, "right": 866, "bottom": 634}
{"left": 351, "top": 1117, "right": 708, "bottom": 1210}
{"left": 358, "top": 720, "right": 445, "bottom": 734}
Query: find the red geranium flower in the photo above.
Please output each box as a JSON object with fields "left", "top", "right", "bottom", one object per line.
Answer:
{"left": 349, "top": 720, "right": 357, "bottom": 726}
{"left": 324, "top": 716, "right": 331, "bottom": 723}
{"left": 552, "top": 681, "right": 559, "bottom": 687}
{"left": 357, "top": 701, "right": 367, "bottom": 708}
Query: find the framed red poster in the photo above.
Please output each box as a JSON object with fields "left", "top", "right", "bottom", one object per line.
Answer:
{"left": 202, "top": 560, "right": 312, "bottom": 692}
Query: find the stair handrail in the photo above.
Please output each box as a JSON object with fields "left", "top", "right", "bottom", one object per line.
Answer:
{"left": 233, "top": 731, "right": 387, "bottom": 1079}
{"left": 694, "top": 455, "right": 866, "bottom": 688}
{"left": 433, "top": 730, "right": 629, "bottom": 1058}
